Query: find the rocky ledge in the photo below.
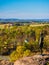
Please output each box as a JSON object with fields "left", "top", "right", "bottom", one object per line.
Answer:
{"left": 0, "top": 55, "right": 49, "bottom": 65}
{"left": 14, "top": 55, "right": 49, "bottom": 65}
{"left": 0, "top": 60, "right": 14, "bottom": 65}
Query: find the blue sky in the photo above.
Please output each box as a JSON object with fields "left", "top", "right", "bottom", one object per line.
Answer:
{"left": 0, "top": 0, "right": 49, "bottom": 19}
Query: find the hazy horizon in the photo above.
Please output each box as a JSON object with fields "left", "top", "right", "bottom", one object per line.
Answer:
{"left": 0, "top": 0, "right": 49, "bottom": 19}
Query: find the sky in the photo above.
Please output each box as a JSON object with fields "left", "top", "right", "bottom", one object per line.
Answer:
{"left": 0, "top": 0, "right": 49, "bottom": 19}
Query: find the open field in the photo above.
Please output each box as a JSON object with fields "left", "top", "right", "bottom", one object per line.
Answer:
{"left": 0, "top": 23, "right": 49, "bottom": 29}
{"left": 30, "top": 23, "right": 49, "bottom": 27}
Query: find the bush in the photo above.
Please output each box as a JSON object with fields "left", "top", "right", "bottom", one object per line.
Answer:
{"left": 10, "top": 46, "right": 26, "bottom": 62}
{"left": 23, "top": 49, "right": 31, "bottom": 57}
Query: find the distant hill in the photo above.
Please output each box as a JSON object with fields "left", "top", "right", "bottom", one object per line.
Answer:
{"left": 0, "top": 19, "right": 49, "bottom": 23}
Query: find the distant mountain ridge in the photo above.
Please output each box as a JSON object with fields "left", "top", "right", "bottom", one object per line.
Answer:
{"left": 0, "top": 19, "right": 49, "bottom": 22}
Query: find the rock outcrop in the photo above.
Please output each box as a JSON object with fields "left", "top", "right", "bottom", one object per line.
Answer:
{"left": 0, "top": 60, "right": 14, "bottom": 65}
{"left": 14, "top": 55, "right": 49, "bottom": 65}
{"left": 0, "top": 55, "right": 49, "bottom": 65}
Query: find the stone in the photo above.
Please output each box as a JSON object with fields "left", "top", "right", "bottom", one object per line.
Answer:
{"left": 0, "top": 55, "right": 49, "bottom": 65}
{"left": 14, "top": 55, "right": 49, "bottom": 65}
{"left": 0, "top": 60, "right": 14, "bottom": 65}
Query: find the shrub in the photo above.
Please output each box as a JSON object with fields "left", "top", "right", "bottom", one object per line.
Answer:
{"left": 23, "top": 49, "right": 31, "bottom": 57}
{"left": 10, "top": 46, "right": 26, "bottom": 62}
